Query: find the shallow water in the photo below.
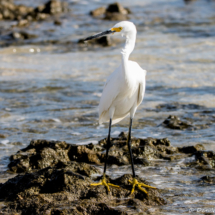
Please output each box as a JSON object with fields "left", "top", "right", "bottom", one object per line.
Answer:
{"left": 0, "top": 0, "right": 215, "bottom": 214}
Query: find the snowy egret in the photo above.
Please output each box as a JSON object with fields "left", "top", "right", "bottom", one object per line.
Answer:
{"left": 84, "top": 21, "right": 156, "bottom": 194}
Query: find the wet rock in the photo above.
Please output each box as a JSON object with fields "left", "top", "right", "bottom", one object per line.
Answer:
{"left": 1, "top": 165, "right": 99, "bottom": 201}
{"left": 0, "top": 0, "right": 33, "bottom": 21}
{"left": 162, "top": 115, "right": 193, "bottom": 130}
{"left": 33, "top": 0, "right": 68, "bottom": 15}
{"left": 8, "top": 140, "right": 99, "bottom": 176}
{"left": 0, "top": 134, "right": 6, "bottom": 138}
{"left": 0, "top": 166, "right": 165, "bottom": 214}
{"left": 10, "top": 142, "right": 23, "bottom": 146}
{"left": 8, "top": 136, "right": 207, "bottom": 175}
{"left": 156, "top": 103, "right": 213, "bottom": 131}
{"left": 156, "top": 102, "right": 205, "bottom": 111}
{"left": 178, "top": 144, "right": 205, "bottom": 154}
{"left": 90, "top": 7, "right": 106, "bottom": 17}
{"left": 195, "top": 150, "right": 215, "bottom": 169}
{"left": 90, "top": 2, "right": 131, "bottom": 20}
{"left": 3, "top": 135, "right": 215, "bottom": 213}
{"left": 24, "top": 0, "right": 69, "bottom": 22}
{"left": 104, "top": 2, "right": 130, "bottom": 21}
{"left": 2, "top": 196, "right": 126, "bottom": 214}
{"left": 9, "top": 31, "right": 37, "bottom": 40}
{"left": 106, "top": 2, "right": 129, "bottom": 14}
{"left": 104, "top": 12, "right": 127, "bottom": 21}
{"left": 0, "top": 0, "right": 68, "bottom": 22}
{"left": 8, "top": 139, "right": 70, "bottom": 173}
{"left": 199, "top": 175, "right": 215, "bottom": 184}
{"left": 54, "top": 19, "right": 62, "bottom": 25}
{"left": 182, "top": 148, "right": 215, "bottom": 170}
{"left": 68, "top": 136, "right": 177, "bottom": 164}
{"left": 16, "top": 19, "right": 29, "bottom": 27}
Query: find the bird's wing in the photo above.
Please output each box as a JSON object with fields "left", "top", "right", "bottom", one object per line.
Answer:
{"left": 137, "top": 81, "right": 145, "bottom": 107}
{"left": 135, "top": 63, "right": 146, "bottom": 107}
{"left": 99, "top": 67, "right": 121, "bottom": 122}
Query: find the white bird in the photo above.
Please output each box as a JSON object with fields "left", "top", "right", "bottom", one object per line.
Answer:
{"left": 84, "top": 21, "right": 156, "bottom": 195}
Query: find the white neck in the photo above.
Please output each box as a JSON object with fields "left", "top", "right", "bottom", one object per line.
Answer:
{"left": 121, "top": 32, "right": 136, "bottom": 77}
{"left": 121, "top": 35, "right": 136, "bottom": 59}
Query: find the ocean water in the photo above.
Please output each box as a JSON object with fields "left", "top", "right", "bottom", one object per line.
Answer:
{"left": 0, "top": 0, "right": 215, "bottom": 214}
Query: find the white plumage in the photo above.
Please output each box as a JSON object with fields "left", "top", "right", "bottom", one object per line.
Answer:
{"left": 98, "top": 21, "right": 147, "bottom": 125}
{"left": 99, "top": 61, "right": 146, "bottom": 125}
{"left": 85, "top": 21, "right": 156, "bottom": 194}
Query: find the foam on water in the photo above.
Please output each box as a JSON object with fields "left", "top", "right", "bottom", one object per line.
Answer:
{"left": 75, "top": 140, "right": 98, "bottom": 145}
{"left": 0, "top": 140, "right": 9, "bottom": 145}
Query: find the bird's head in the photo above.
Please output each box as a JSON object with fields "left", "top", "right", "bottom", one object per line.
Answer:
{"left": 84, "top": 21, "right": 136, "bottom": 41}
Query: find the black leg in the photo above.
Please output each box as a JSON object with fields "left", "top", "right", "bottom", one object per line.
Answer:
{"left": 90, "top": 118, "right": 120, "bottom": 191}
{"left": 127, "top": 118, "right": 136, "bottom": 178}
{"left": 103, "top": 118, "right": 112, "bottom": 175}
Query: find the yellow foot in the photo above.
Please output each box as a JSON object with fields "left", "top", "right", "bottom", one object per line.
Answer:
{"left": 129, "top": 178, "right": 157, "bottom": 195}
{"left": 90, "top": 175, "right": 120, "bottom": 192}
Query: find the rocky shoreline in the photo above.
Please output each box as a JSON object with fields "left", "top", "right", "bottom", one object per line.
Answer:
{"left": 0, "top": 0, "right": 215, "bottom": 214}
{"left": 0, "top": 133, "right": 214, "bottom": 214}
{"left": 0, "top": 0, "right": 129, "bottom": 49}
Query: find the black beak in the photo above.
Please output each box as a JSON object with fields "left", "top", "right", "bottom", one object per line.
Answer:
{"left": 84, "top": 29, "right": 115, "bottom": 41}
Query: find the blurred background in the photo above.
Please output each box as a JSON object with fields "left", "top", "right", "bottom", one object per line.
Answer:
{"left": 1, "top": 0, "right": 215, "bottom": 147}
{"left": 0, "top": 0, "right": 215, "bottom": 155}
{"left": 0, "top": 0, "right": 215, "bottom": 213}
{"left": 0, "top": 0, "right": 215, "bottom": 156}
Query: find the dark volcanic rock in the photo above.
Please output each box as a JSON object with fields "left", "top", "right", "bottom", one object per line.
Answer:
{"left": 8, "top": 135, "right": 209, "bottom": 175}
{"left": 9, "top": 31, "right": 37, "bottom": 40}
{"left": 3, "top": 135, "right": 215, "bottom": 214}
{"left": 8, "top": 140, "right": 70, "bottom": 173}
{"left": 35, "top": 0, "right": 68, "bottom": 15}
{"left": 199, "top": 175, "right": 215, "bottom": 184}
{"left": 156, "top": 102, "right": 205, "bottom": 111}
{"left": 8, "top": 140, "right": 99, "bottom": 176}
{"left": 90, "top": 2, "right": 131, "bottom": 20}
{"left": 0, "top": 0, "right": 68, "bottom": 22}
{"left": 0, "top": 0, "right": 33, "bottom": 21}
{"left": 0, "top": 167, "right": 165, "bottom": 214}
{"left": 104, "top": 2, "right": 130, "bottom": 21}
{"left": 0, "top": 167, "right": 91, "bottom": 201}
{"left": 90, "top": 7, "right": 106, "bottom": 17}
{"left": 26, "top": 0, "right": 69, "bottom": 22}
{"left": 157, "top": 103, "right": 213, "bottom": 130}
{"left": 9, "top": 137, "right": 174, "bottom": 173}
{"left": 0, "top": 134, "right": 7, "bottom": 138}
{"left": 162, "top": 115, "right": 193, "bottom": 130}
{"left": 195, "top": 150, "right": 215, "bottom": 169}
{"left": 178, "top": 144, "right": 205, "bottom": 154}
